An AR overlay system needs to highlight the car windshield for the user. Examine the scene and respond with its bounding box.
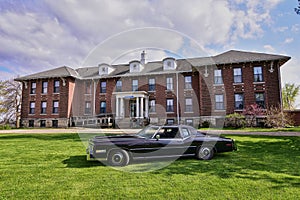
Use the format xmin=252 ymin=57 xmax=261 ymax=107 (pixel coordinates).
xmin=136 ymin=126 xmax=159 ymax=139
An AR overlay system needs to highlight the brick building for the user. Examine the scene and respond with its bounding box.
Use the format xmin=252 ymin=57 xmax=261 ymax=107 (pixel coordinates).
xmin=15 ymin=50 xmax=290 ymax=128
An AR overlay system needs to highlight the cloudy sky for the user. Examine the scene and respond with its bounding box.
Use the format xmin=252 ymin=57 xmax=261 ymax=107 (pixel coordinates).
xmin=1 ymin=0 xmax=300 ymax=104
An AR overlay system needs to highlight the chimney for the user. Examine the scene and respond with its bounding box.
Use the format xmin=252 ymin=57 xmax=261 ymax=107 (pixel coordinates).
xmin=141 ymin=50 xmax=146 ymax=65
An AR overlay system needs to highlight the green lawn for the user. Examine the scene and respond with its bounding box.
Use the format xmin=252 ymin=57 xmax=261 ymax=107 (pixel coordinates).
xmin=0 ymin=133 xmax=299 ymax=199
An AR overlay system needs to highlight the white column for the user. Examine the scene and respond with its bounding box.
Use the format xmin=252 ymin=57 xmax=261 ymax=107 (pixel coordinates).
xmin=136 ymin=97 xmax=140 ymax=118
xmin=140 ymin=97 xmax=144 ymax=118
xmin=145 ymin=97 xmax=149 ymax=118
xmin=116 ymin=97 xmax=119 ymax=118
xmin=120 ymin=98 xmax=124 ymax=118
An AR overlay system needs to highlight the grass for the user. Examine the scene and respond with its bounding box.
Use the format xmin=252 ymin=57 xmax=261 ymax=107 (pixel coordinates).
xmin=0 ymin=133 xmax=299 ymax=199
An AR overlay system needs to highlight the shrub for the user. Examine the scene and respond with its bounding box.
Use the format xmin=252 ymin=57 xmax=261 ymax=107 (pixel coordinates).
xmin=201 ymin=120 xmax=211 ymax=128
xmin=0 ymin=124 xmax=12 ymax=130
xmin=224 ymin=113 xmax=246 ymax=128
xmin=264 ymin=106 xmax=294 ymax=128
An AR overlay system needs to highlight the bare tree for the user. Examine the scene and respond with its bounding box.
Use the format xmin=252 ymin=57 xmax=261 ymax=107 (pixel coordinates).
xmin=0 ymin=80 xmax=22 ymax=127
xmin=295 ymin=0 xmax=300 ymax=15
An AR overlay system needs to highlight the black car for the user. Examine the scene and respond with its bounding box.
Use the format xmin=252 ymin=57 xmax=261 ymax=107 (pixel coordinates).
xmin=87 ymin=125 xmax=237 ymax=166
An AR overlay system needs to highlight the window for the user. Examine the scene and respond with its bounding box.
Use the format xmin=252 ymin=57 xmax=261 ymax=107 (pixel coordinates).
xmin=185 ymin=98 xmax=193 ymax=112
xmin=185 ymin=119 xmax=193 ymax=127
xmin=234 ymin=94 xmax=244 ymax=110
xmin=41 ymin=101 xmax=47 ymax=114
xmin=149 ymin=78 xmax=155 ymax=91
xmin=28 ymin=120 xmax=34 ymax=127
xmin=54 ymin=80 xmax=60 ymax=93
xmin=40 ymin=120 xmax=46 ymax=128
xmin=52 ymin=120 xmax=58 ymax=128
xmin=53 ymin=101 xmax=59 ymax=114
xmin=100 ymin=101 xmax=106 ymax=113
xmin=234 ymin=68 xmax=242 ymax=83
xmin=185 ymin=76 xmax=192 ymax=89
xmin=166 ymin=119 xmax=175 ymax=125
xmin=30 ymin=82 xmax=36 ymax=94
xmin=85 ymin=101 xmax=91 ymax=114
xmin=100 ymin=81 xmax=106 ymax=93
xmin=116 ymin=80 xmax=122 ymax=92
xmin=29 ymin=102 xmax=35 ymax=114
xmin=254 ymin=66 xmax=263 ymax=82
xmin=42 ymin=81 xmax=48 ymax=94
xmin=85 ymin=81 xmax=92 ymax=94
xmin=166 ymin=77 xmax=173 ymax=90
xmin=132 ymin=80 xmax=138 ymax=91
xmin=215 ymin=94 xmax=225 ymax=110
xmin=214 ymin=69 xmax=223 ymax=84
xmin=149 ymin=99 xmax=156 ymax=112
xmin=166 ymin=99 xmax=174 ymax=112
xmin=255 ymin=93 xmax=265 ymax=108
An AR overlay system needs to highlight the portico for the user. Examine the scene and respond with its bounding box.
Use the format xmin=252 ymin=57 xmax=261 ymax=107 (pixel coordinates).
xmin=113 ymin=91 xmax=149 ymax=119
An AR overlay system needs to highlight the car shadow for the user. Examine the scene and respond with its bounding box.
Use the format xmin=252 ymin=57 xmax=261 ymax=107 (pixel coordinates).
xmin=62 ymin=155 xmax=106 ymax=168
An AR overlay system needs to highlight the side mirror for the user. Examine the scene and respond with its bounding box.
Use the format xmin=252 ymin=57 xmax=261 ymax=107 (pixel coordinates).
xmin=155 ymin=134 xmax=160 ymax=141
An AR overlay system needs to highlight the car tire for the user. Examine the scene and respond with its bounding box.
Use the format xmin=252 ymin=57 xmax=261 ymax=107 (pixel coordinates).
xmin=196 ymin=146 xmax=214 ymax=160
xmin=108 ymin=149 xmax=130 ymax=167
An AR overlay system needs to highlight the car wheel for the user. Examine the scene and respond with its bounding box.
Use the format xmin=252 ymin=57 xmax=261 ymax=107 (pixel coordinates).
xmin=196 ymin=146 xmax=214 ymax=160
xmin=108 ymin=149 xmax=130 ymax=167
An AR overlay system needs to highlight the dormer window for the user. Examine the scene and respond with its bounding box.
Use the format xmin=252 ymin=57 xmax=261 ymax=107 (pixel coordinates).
xmin=163 ymin=58 xmax=177 ymax=70
xmin=129 ymin=61 xmax=143 ymax=73
xmin=98 ymin=63 xmax=114 ymax=76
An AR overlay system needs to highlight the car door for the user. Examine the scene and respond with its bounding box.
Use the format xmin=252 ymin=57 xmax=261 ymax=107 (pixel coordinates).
xmin=149 ymin=127 xmax=186 ymax=157
xmin=180 ymin=127 xmax=197 ymax=155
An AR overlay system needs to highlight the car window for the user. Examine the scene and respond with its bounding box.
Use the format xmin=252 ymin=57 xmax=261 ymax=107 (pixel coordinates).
xmin=181 ymin=128 xmax=190 ymax=138
xmin=157 ymin=127 xmax=180 ymax=139
xmin=136 ymin=126 xmax=159 ymax=139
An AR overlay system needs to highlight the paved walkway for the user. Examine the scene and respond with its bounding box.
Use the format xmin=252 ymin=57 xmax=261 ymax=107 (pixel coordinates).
xmin=203 ymin=129 xmax=300 ymax=137
xmin=0 ymin=128 xmax=140 ymax=134
xmin=0 ymin=128 xmax=299 ymax=136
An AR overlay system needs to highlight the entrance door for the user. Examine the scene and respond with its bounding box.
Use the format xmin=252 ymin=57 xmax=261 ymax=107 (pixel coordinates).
xmin=130 ymin=100 xmax=136 ymax=117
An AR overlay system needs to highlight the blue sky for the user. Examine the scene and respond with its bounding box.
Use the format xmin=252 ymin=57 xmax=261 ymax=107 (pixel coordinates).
xmin=0 ymin=0 xmax=300 ymax=105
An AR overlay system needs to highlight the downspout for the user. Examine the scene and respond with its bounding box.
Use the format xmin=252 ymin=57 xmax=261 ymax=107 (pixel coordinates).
xmin=93 ymin=78 xmax=96 ymax=116
xmin=176 ymin=72 xmax=180 ymax=124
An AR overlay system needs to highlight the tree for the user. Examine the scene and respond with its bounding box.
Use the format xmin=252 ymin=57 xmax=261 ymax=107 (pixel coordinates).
xmin=243 ymin=104 xmax=265 ymax=127
xmin=265 ymin=106 xmax=294 ymax=128
xmin=0 ymin=80 xmax=22 ymax=127
xmin=295 ymin=0 xmax=300 ymax=15
xmin=282 ymin=83 xmax=300 ymax=110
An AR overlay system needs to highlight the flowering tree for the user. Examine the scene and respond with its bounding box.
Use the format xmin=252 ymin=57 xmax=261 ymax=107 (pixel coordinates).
xmin=243 ymin=104 xmax=265 ymax=127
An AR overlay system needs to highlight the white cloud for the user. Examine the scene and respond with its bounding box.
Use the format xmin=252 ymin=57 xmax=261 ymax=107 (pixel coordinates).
xmin=276 ymin=26 xmax=289 ymax=32
xmin=0 ymin=0 xmax=284 ymax=79
xmin=284 ymin=38 xmax=294 ymax=44
xmin=292 ymin=24 xmax=300 ymax=32
xmin=263 ymin=45 xmax=275 ymax=52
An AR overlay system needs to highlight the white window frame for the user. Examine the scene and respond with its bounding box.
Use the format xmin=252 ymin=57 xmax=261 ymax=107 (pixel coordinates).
xmin=233 ymin=68 xmax=242 ymax=83
xmin=166 ymin=77 xmax=173 ymax=90
xmin=215 ymin=94 xmax=225 ymax=110
xmin=214 ymin=69 xmax=223 ymax=84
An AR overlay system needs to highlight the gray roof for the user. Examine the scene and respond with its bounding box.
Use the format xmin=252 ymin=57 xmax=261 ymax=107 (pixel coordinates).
xmin=212 ymin=50 xmax=290 ymax=64
xmin=15 ymin=66 xmax=79 ymax=81
xmin=15 ymin=50 xmax=291 ymax=81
